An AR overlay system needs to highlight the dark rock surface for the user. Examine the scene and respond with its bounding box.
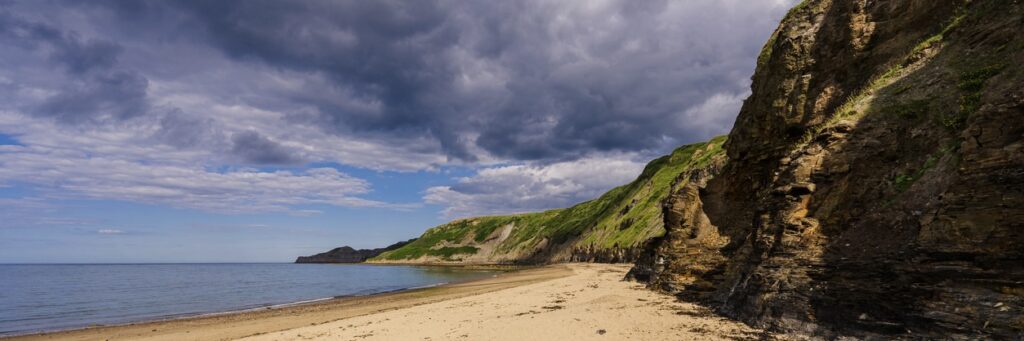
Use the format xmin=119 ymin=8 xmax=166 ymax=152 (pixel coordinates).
xmin=295 ymin=239 xmax=416 ymax=263
xmin=632 ymin=0 xmax=1023 ymax=339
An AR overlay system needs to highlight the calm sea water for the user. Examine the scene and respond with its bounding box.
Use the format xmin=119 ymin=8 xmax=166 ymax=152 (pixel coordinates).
xmin=0 ymin=263 xmax=499 ymax=336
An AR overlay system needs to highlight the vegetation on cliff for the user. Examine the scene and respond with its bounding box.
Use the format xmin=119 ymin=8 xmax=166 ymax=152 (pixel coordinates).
xmin=373 ymin=136 xmax=727 ymax=263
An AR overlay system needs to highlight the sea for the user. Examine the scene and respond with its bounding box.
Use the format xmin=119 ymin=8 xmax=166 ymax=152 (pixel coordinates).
xmin=0 ymin=263 xmax=500 ymax=336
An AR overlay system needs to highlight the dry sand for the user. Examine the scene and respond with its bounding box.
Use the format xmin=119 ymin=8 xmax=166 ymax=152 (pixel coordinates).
xmin=7 ymin=264 xmax=779 ymax=341
xmin=242 ymin=264 xmax=775 ymax=341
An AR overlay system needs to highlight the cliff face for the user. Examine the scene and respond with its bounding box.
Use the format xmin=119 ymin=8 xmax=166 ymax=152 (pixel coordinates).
xmin=373 ymin=137 xmax=727 ymax=264
xmin=632 ymin=0 xmax=1023 ymax=338
xmin=296 ymin=239 xmax=415 ymax=263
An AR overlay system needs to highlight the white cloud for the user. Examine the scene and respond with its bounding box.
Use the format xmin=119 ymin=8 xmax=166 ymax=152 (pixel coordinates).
xmin=96 ymin=229 xmax=124 ymax=235
xmin=0 ymin=111 xmax=406 ymax=213
xmin=425 ymin=153 xmax=646 ymax=218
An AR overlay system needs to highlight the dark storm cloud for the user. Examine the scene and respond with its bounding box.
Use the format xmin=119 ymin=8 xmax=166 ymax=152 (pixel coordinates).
xmin=0 ymin=10 xmax=121 ymax=75
xmin=86 ymin=0 xmax=792 ymax=162
xmin=47 ymin=37 xmax=122 ymax=75
xmin=230 ymin=131 xmax=303 ymax=165
xmin=35 ymin=71 xmax=149 ymax=123
xmin=169 ymin=0 xmax=474 ymax=158
xmin=0 ymin=9 xmax=149 ymax=124
xmin=151 ymin=109 xmax=224 ymax=149
xmin=2 ymin=0 xmax=795 ymax=165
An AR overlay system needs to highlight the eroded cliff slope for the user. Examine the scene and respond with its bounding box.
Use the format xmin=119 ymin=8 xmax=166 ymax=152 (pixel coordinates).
xmin=372 ymin=137 xmax=727 ymax=264
xmin=632 ymin=0 xmax=1023 ymax=338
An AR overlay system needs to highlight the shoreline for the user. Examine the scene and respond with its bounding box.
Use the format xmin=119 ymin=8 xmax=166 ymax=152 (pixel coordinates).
xmin=243 ymin=263 xmax=777 ymax=340
xmin=2 ymin=265 xmax=573 ymax=341
xmin=4 ymin=264 xmax=778 ymax=340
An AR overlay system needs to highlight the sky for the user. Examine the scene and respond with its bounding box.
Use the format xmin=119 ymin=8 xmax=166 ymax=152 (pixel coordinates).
xmin=0 ymin=0 xmax=796 ymax=263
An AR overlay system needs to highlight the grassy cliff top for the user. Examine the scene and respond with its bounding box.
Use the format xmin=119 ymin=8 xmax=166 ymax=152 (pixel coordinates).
xmin=375 ymin=135 xmax=727 ymax=262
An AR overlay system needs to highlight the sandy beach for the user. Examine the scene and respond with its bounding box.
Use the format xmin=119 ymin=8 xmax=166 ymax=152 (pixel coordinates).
xmin=7 ymin=264 xmax=776 ymax=341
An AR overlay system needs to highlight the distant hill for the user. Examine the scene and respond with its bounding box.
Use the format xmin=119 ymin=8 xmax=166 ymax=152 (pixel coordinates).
xmin=295 ymin=239 xmax=416 ymax=263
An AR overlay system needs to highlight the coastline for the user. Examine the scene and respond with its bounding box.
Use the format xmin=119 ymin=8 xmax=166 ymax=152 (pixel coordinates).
xmin=242 ymin=263 xmax=777 ymax=340
xmin=4 ymin=264 xmax=778 ymax=340
xmin=2 ymin=265 xmax=573 ymax=341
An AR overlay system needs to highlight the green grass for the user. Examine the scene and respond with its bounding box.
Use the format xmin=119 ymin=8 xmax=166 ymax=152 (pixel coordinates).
xmin=796 ymin=62 xmax=907 ymax=147
xmin=786 ymin=0 xmax=811 ymax=17
xmin=571 ymin=135 xmax=727 ymax=249
xmin=375 ymin=136 xmax=729 ymax=261
xmin=793 ymin=3 xmax=974 ymax=149
xmin=434 ymin=246 xmax=479 ymax=260
xmin=936 ymin=63 xmax=1003 ymax=130
xmin=472 ymin=217 xmax=514 ymax=242
xmin=757 ymin=30 xmax=781 ymax=68
xmin=909 ymin=10 xmax=966 ymax=58
xmin=376 ymin=219 xmax=495 ymax=260
xmin=490 ymin=137 xmax=727 ymax=253
xmin=881 ymin=99 xmax=930 ymax=120
xmin=891 ymin=147 xmax=947 ymax=192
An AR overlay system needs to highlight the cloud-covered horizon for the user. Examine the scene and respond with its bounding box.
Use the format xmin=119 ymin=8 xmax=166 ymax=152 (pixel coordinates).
xmin=0 ymin=0 xmax=795 ymax=218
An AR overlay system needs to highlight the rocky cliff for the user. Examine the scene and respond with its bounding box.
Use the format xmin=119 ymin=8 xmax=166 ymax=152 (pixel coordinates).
xmin=372 ymin=137 xmax=727 ymax=264
xmin=631 ymin=0 xmax=1023 ymax=338
xmin=296 ymin=239 xmax=415 ymax=263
